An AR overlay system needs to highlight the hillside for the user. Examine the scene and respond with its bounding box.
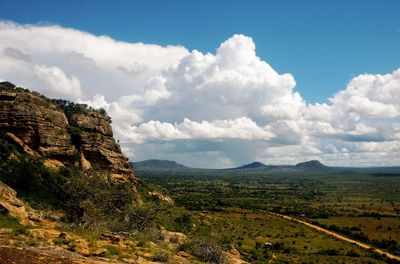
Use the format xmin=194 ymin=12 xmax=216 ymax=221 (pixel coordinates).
xmin=233 ymin=161 xmax=268 ymax=169
xmin=133 ymin=159 xmax=188 ymax=170
xmin=295 ymin=160 xmax=327 ymax=170
xmin=0 ymin=81 xmax=247 ymax=264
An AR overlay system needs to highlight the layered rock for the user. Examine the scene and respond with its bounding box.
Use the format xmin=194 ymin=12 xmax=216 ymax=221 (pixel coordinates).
xmin=0 ymin=181 xmax=41 ymax=225
xmin=0 ymin=81 xmax=135 ymax=184
xmin=68 ymin=112 xmax=133 ymax=179
xmin=0 ymin=84 xmax=75 ymax=164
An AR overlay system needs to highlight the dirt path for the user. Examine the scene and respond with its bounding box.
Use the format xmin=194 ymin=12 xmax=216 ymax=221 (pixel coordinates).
xmin=270 ymin=212 xmax=400 ymax=261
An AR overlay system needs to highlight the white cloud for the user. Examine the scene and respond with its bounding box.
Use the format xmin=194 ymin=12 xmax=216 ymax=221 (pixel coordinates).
xmin=155 ymin=34 xmax=297 ymax=123
xmin=330 ymin=69 xmax=400 ymax=118
xmin=34 ymin=64 xmax=83 ymax=99
xmin=121 ymin=117 xmax=274 ymax=144
xmin=0 ymin=21 xmax=188 ymax=101
xmin=1 ymin=21 xmax=399 ymax=167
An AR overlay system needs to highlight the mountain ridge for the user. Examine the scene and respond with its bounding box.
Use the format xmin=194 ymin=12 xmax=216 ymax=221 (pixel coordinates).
xmin=133 ymin=159 xmax=330 ymax=171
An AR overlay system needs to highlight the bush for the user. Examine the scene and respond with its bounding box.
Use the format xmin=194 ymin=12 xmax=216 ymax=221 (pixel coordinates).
xmin=105 ymin=245 xmax=122 ymax=257
xmin=152 ymin=253 xmax=169 ymax=262
xmin=346 ymin=249 xmax=360 ymax=257
xmin=0 ymin=154 xmax=71 ymax=209
xmin=174 ymin=214 xmax=192 ymax=232
xmin=179 ymin=239 xmax=228 ymax=264
xmin=63 ymin=171 xmax=137 ymax=230
xmin=318 ymin=248 xmax=340 ymax=256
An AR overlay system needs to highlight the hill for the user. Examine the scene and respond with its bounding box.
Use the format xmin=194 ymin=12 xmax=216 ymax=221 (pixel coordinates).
xmin=133 ymin=159 xmax=188 ymax=170
xmin=0 ymin=81 xmax=245 ymax=264
xmin=232 ymin=161 xmax=268 ymax=170
xmin=295 ymin=160 xmax=327 ymax=170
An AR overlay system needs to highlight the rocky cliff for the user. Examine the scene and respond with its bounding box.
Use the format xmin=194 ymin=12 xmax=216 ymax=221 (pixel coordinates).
xmin=0 ymin=81 xmax=135 ymax=184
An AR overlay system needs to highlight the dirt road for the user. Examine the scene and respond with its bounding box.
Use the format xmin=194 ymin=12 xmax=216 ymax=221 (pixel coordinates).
xmin=271 ymin=212 xmax=400 ymax=261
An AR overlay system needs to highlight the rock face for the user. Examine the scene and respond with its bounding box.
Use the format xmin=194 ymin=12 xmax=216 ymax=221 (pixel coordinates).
xmin=0 ymin=81 xmax=135 ymax=184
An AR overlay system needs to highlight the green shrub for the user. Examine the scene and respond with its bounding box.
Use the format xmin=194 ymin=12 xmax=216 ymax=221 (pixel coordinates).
xmin=318 ymin=248 xmax=340 ymax=256
xmin=0 ymin=153 xmax=72 ymax=209
xmin=53 ymin=237 xmax=69 ymax=245
xmin=346 ymin=249 xmax=360 ymax=257
xmin=105 ymin=245 xmax=122 ymax=257
xmin=0 ymin=214 xmax=25 ymax=231
xmin=64 ymin=172 xmax=134 ymax=229
xmin=152 ymin=253 xmax=169 ymax=262
xmin=179 ymin=239 xmax=228 ymax=264
xmin=174 ymin=214 xmax=192 ymax=232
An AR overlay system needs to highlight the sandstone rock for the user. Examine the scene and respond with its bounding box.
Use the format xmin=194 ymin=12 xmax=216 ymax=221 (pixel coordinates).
xmin=91 ymin=247 xmax=107 ymax=256
xmin=0 ymin=228 xmax=13 ymax=234
xmin=223 ymin=247 xmax=249 ymax=264
xmin=177 ymin=251 xmax=190 ymax=258
xmin=74 ymin=239 xmax=90 ymax=256
xmin=27 ymin=229 xmax=60 ymax=240
xmin=161 ymin=228 xmax=187 ymax=244
xmin=0 ymin=82 xmax=138 ymax=198
xmin=4 ymin=132 xmax=38 ymax=157
xmin=148 ymin=191 xmax=174 ymax=205
xmin=27 ymin=212 xmax=43 ymax=223
xmin=80 ymin=153 xmax=92 ymax=170
xmin=0 ymin=181 xmax=33 ymax=225
xmin=136 ymin=256 xmax=146 ymax=263
xmin=0 ymin=88 xmax=76 ymax=163
xmin=100 ymin=233 xmax=123 ymax=243
xmin=121 ymin=258 xmax=136 ymax=263
xmin=43 ymin=158 xmax=65 ymax=169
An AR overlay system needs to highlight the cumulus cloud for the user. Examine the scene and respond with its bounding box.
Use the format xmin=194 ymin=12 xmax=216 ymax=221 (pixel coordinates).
xmin=34 ymin=64 xmax=83 ymax=98
xmin=1 ymin=21 xmax=399 ymax=167
xmin=126 ymin=117 xmax=275 ymax=143
xmin=331 ymin=70 xmax=400 ymax=118
xmin=0 ymin=21 xmax=188 ymax=101
xmin=153 ymin=34 xmax=297 ymax=123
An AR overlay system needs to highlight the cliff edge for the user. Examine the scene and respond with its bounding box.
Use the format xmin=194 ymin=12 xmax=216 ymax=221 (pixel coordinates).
xmin=0 ymin=81 xmax=135 ymax=185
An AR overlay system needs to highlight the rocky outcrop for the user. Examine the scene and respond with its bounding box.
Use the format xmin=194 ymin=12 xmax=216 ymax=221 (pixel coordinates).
xmin=0 ymin=181 xmax=41 ymax=225
xmin=0 ymin=81 xmax=135 ymax=184
xmin=68 ymin=112 xmax=133 ymax=178
xmin=148 ymin=191 xmax=174 ymax=205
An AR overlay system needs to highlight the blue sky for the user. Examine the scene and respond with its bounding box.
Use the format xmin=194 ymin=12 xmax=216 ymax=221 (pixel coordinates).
xmin=0 ymin=1 xmax=400 ymax=167
xmin=2 ymin=0 xmax=399 ymax=103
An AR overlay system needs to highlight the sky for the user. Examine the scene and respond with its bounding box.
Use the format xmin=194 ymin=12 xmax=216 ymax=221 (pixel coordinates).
xmin=0 ymin=0 xmax=399 ymax=167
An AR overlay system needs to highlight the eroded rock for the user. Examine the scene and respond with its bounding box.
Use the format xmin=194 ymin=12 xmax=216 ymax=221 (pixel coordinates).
xmin=0 ymin=181 xmax=34 ymax=225
xmin=0 ymin=82 xmax=137 ymax=195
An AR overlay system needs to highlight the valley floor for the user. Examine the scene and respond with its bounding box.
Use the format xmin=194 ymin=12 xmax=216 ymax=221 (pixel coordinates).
xmin=271 ymin=212 xmax=400 ymax=261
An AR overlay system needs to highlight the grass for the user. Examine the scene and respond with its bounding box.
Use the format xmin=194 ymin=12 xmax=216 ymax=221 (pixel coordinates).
xmin=0 ymin=214 xmax=29 ymax=235
xmin=135 ymin=166 xmax=400 ymax=263
xmin=104 ymin=245 xmax=122 ymax=257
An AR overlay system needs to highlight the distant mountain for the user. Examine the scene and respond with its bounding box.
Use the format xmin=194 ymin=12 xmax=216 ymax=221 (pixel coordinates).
xmin=133 ymin=159 xmax=188 ymax=170
xmin=295 ymin=160 xmax=327 ymax=170
xmin=234 ymin=161 xmax=268 ymax=170
xmin=133 ymin=159 xmax=330 ymax=172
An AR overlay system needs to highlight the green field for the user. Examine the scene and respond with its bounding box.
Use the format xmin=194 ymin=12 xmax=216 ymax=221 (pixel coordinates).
xmin=135 ymin=162 xmax=400 ymax=263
